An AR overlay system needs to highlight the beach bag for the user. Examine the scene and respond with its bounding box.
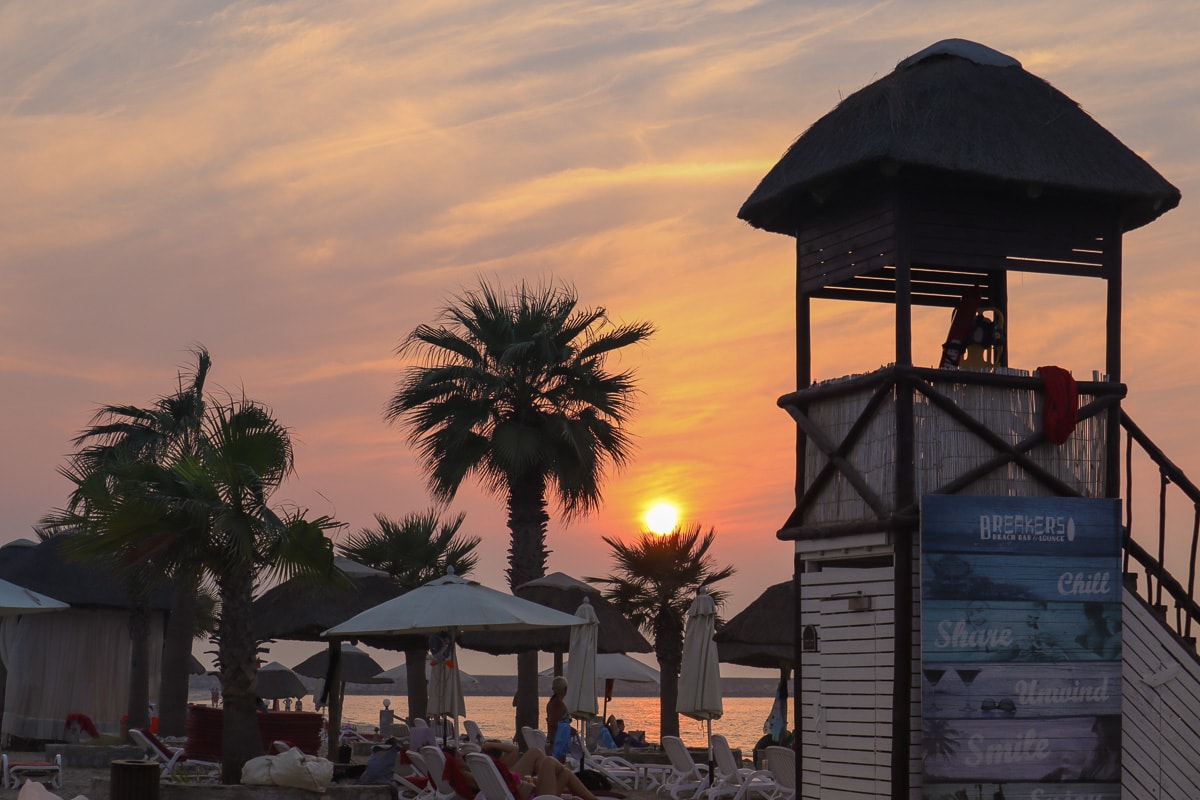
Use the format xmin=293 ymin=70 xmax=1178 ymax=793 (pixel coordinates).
xmin=576 ymin=768 xmax=613 ymax=791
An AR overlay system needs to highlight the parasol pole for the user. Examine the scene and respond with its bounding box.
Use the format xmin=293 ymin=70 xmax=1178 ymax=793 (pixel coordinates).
xmin=706 ymin=717 xmax=714 ymax=789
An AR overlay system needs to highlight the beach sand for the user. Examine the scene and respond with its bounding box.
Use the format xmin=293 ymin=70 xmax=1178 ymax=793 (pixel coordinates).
xmin=0 ymin=752 xmax=666 ymax=800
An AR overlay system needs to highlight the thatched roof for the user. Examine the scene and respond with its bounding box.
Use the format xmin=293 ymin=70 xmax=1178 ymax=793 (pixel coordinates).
xmin=457 ymin=572 xmax=652 ymax=655
xmin=252 ymin=557 xmax=406 ymax=643
xmin=0 ymin=537 xmax=172 ymax=611
xmin=714 ymin=581 xmax=793 ymax=669
xmin=739 ymin=39 xmax=1180 ymax=235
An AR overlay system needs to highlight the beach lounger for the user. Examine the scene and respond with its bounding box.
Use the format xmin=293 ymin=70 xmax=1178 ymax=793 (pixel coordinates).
xmin=463 ymin=719 xmax=486 ymax=747
xmin=702 ymin=735 xmax=775 ymax=800
xmin=520 ymin=726 xmax=547 ymax=753
xmin=761 ymin=747 xmax=795 ymax=800
xmin=464 ymin=751 xmax=561 ymax=800
xmin=659 ymin=735 xmax=708 ymax=800
xmin=392 ymin=748 xmax=433 ymax=800
xmin=2 ymin=753 xmax=62 ymax=789
xmin=130 ymin=727 xmax=220 ymax=783
xmin=419 ymin=745 xmax=464 ymax=800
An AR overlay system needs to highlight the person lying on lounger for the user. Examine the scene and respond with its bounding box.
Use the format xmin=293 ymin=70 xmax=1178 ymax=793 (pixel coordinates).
xmin=448 ymin=740 xmax=600 ymax=800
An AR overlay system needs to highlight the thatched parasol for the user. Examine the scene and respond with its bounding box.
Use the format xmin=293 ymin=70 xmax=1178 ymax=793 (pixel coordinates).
xmin=714 ymin=581 xmax=793 ymax=669
xmin=739 ymin=38 xmax=1181 ymax=236
xmin=293 ymin=643 xmax=390 ymax=685
xmin=0 ymin=537 xmax=172 ymax=610
xmin=257 ymin=662 xmax=310 ymax=700
xmin=253 ymin=557 xmax=406 ymax=644
xmin=251 ymin=557 xmax=414 ymax=755
xmin=457 ymin=572 xmax=651 ymax=656
xmin=715 ymin=581 xmax=794 ymax=744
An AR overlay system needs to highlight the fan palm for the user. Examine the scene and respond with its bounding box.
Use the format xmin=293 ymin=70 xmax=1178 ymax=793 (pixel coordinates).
xmin=338 ymin=508 xmax=481 ymax=721
xmin=386 ymin=278 xmax=653 ymax=731
xmin=169 ymin=398 xmax=338 ymax=782
xmin=39 ymin=347 xmax=212 ymax=735
xmin=587 ymin=524 xmax=735 ymax=737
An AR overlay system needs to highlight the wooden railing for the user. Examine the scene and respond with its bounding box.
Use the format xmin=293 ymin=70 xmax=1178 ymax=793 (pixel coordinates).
xmin=1121 ymin=412 xmax=1200 ymax=649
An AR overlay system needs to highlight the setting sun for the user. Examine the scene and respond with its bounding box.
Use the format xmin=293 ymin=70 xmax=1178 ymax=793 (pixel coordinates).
xmin=643 ymin=502 xmax=679 ymax=535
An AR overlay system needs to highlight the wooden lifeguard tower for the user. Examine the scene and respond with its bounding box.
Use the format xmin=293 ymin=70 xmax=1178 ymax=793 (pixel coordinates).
xmin=738 ymin=40 xmax=1199 ymax=799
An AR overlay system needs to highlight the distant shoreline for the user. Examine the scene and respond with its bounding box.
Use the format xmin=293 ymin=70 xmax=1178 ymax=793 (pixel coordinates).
xmin=192 ymin=674 xmax=783 ymax=699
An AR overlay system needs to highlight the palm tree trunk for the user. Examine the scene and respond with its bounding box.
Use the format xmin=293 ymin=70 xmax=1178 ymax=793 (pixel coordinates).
xmin=326 ymin=643 xmax=344 ymax=758
xmin=158 ymin=572 xmax=199 ymax=736
xmin=659 ymin=666 xmax=681 ymax=738
xmin=126 ymin=593 xmax=152 ymax=735
xmin=506 ymin=474 xmax=549 ymax=738
xmin=218 ymin=561 xmax=263 ymax=784
xmin=655 ymin=614 xmax=684 ymax=738
xmin=404 ymin=646 xmax=428 ymax=722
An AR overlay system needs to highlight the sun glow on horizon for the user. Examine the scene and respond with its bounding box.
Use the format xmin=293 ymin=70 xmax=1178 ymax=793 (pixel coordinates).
xmin=643 ymin=502 xmax=680 ymax=535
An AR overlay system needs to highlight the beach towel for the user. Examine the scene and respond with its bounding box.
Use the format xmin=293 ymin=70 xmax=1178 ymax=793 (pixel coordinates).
xmin=16 ymin=781 xmax=86 ymax=800
xmin=1038 ymin=365 xmax=1078 ymax=445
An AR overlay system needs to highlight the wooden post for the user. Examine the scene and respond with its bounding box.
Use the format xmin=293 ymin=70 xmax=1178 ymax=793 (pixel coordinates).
xmin=892 ymin=194 xmax=914 ymax=800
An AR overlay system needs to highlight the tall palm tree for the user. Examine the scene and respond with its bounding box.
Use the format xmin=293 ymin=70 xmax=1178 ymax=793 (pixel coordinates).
xmin=587 ymin=524 xmax=735 ymax=737
xmin=386 ymin=278 xmax=653 ymax=732
xmin=338 ymin=508 xmax=481 ymax=721
xmin=39 ymin=348 xmax=212 ymax=735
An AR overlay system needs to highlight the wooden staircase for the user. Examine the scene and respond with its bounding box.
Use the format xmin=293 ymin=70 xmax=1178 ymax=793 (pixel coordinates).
xmin=1118 ymin=411 xmax=1200 ymax=797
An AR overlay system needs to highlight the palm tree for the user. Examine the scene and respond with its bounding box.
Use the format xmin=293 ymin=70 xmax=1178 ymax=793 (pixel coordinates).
xmin=39 ymin=348 xmax=212 ymax=735
xmin=386 ymin=278 xmax=653 ymax=731
xmin=338 ymin=508 xmax=481 ymax=721
xmin=587 ymin=524 xmax=735 ymax=737
xmin=169 ymin=398 xmax=339 ymax=782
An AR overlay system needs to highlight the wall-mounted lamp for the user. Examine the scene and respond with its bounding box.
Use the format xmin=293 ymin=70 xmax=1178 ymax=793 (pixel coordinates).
xmin=832 ymin=590 xmax=872 ymax=612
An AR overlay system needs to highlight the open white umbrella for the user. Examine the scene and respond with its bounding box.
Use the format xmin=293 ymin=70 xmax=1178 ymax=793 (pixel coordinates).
xmin=678 ymin=588 xmax=723 ymax=781
xmin=0 ymin=577 xmax=68 ymax=616
xmin=324 ymin=568 xmax=584 ymax=745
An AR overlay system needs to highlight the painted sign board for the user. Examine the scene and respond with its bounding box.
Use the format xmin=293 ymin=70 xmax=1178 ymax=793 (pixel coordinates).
xmin=920 ymin=495 xmax=1122 ymax=798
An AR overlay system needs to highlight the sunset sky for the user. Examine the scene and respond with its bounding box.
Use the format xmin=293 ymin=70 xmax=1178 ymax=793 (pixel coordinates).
xmin=3 ymin=2 xmax=1198 ymax=676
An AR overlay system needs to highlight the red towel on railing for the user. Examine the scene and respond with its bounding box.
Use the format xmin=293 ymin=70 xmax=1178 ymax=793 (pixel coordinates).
xmin=1038 ymin=365 xmax=1078 ymax=445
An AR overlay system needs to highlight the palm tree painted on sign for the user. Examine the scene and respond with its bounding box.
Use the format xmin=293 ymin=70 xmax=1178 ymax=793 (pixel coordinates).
xmin=587 ymin=525 xmax=734 ymax=737
xmin=338 ymin=508 xmax=481 ymax=721
xmin=386 ymin=278 xmax=653 ymax=732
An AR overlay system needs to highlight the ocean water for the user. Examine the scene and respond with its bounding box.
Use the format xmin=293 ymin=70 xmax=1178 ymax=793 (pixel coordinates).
xmin=338 ymin=694 xmax=774 ymax=757
xmin=195 ymin=691 xmax=776 ymax=757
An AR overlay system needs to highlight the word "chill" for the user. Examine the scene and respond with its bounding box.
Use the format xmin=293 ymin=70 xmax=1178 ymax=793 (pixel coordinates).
xmin=1058 ymin=571 xmax=1111 ymax=596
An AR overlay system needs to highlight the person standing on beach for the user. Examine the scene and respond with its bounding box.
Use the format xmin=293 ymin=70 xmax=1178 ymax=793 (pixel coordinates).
xmin=546 ymin=675 xmax=571 ymax=758
xmin=546 ymin=676 xmax=568 ymax=733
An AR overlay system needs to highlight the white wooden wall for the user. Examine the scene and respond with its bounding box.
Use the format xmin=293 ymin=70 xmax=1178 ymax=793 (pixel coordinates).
xmin=798 ymin=561 xmax=1200 ymax=799
xmin=799 ymin=564 xmax=898 ymax=799
xmin=1122 ymin=590 xmax=1200 ymax=799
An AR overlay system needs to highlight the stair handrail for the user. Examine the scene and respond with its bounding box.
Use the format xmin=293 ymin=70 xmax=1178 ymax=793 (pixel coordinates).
xmin=1120 ymin=410 xmax=1200 ymax=643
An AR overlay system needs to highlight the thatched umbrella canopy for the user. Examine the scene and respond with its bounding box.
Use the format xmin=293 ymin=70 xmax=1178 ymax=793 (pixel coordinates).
xmin=0 ymin=537 xmax=172 ymax=610
xmin=253 ymin=557 xmax=406 ymax=644
xmin=251 ymin=557 xmax=417 ymax=754
xmin=293 ymin=643 xmax=391 ymax=685
xmin=457 ymin=572 xmax=651 ymax=658
xmin=739 ymin=39 xmax=1181 ymax=236
xmin=714 ymin=581 xmax=793 ymax=669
